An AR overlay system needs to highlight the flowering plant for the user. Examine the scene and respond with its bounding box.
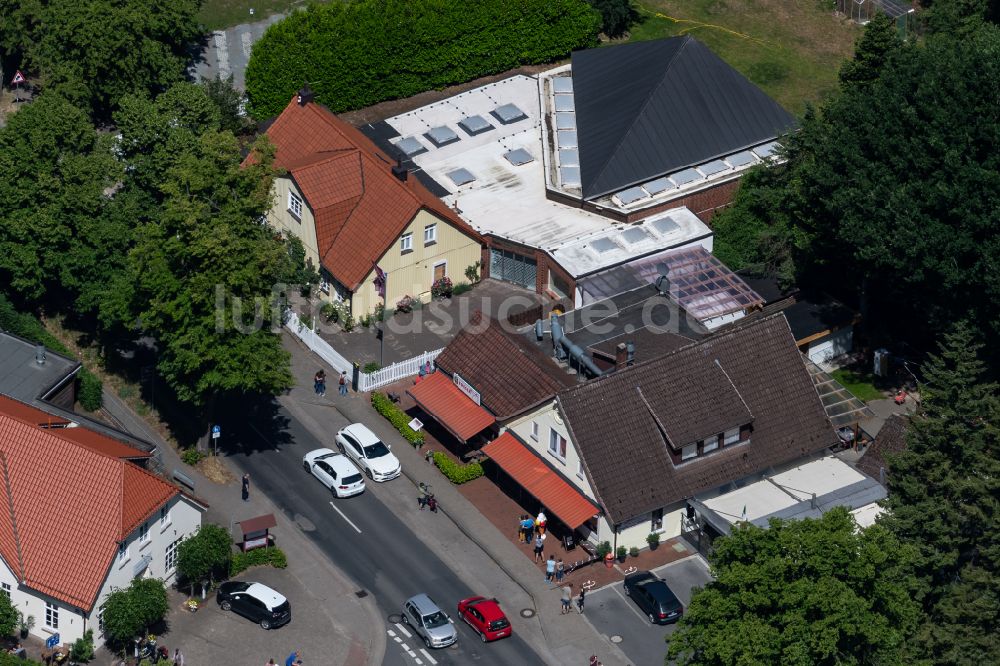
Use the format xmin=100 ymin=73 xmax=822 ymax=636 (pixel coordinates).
xmin=396 ymin=295 xmax=415 ymax=313
xmin=431 ymin=277 xmax=453 ymax=299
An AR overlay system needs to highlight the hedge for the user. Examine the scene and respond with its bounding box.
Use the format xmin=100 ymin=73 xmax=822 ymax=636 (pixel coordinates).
xmin=246 ymin=0 xmax=601 ymax=118
xmin=433 ymin=451 xmax=483 ymax=485
xmin=230 ymin=547 xmax=288 ymax=577
xmin=371 ymin=392 xmax=424 ymax=446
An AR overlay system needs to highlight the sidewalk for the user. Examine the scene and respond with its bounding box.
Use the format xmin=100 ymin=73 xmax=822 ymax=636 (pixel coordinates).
xmin=98 ymin=387 xmax=385 ymax=666
xmin=280 ymin=333 xmax=633 ymax=666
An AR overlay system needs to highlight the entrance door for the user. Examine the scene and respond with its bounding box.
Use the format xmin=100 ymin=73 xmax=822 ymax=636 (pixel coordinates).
xmin=433 ymin=262 xmax=446 ymax=282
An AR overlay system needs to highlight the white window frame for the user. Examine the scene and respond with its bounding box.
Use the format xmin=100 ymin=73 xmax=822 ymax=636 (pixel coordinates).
xmin=681 ymin=443 xmax=698 ymax=461
xmin=724 ymin=427 xmax=740 ymax=445
xmin=98 ymin=603 xmax=106 ymax=634
xmin=548 ymin=429 xmax=567 ymax=461
xmin=117 ymin=542 xmax=129 ymax=565
xmin=45 ymin=602 xmax=59 ymax=630
xmin=160 ymin=505 xmax=171 ymax=530
xmin=530 ymin=422 xmax=539 ymax=441
xmin=287 ymin=191 xmax=303 ymax=220
xmin=1 ymin=582 xmax=10 ymax=598
xmin=424 ymin=223 xmax=437 ymax=245
xmin=400 ymin=233 xmax=413 ymax=252
xmin=576 ymin=459 xmax=584 ymax=479
xmin=703 ymin=436 xmax=719 ymax=453
xmin=139 ymin=522 xmax=149 ymax=543
xmin=165 ymin=537 xmax=182 ymax=572
xmin=651 ymin=508 xmax=664 ymax=531
xmin=319 ymin=274 xmax=331 ymax=294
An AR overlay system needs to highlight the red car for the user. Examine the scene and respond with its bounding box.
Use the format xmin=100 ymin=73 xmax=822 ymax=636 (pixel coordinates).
xmin=457 ymin=596 xmax=512 ymax=642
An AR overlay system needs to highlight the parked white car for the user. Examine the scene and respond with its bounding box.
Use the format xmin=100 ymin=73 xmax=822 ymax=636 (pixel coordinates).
xmin=302 ymin=448 xmax=365 ymax=497
xmin=336 ymin=423 xmax=401 ymax=482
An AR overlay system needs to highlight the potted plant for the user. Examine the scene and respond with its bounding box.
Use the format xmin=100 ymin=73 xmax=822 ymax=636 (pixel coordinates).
xmin=18 ymin=612 xmax=34 ymax=639
xmin=646 ymin=532 xmax=660 ymax=550
xmin=395 ymin=295 xmax=414 ymax=314
xmin=595 ymin=541 xmax=612 ymax=559
xmin=629 ymin=546 xmax=640 ymax=558
xmin=431 ymin=276 xmax=453 ymax=299
xmin=616 ymin=545 xmax=628 ymax=562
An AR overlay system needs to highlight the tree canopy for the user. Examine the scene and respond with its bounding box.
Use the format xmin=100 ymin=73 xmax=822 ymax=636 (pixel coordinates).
xmin=0 ymin=592 xmax=18 ymax=638
xmin=176 ymin=523 xmax=233 ymax=591
xmin=245 ymin=0 xmax=601 ymax=118
xmin=101 ymin=577 xmax=169 ymax=645
xmin=667 ymin=508 xmax=921 ymax=666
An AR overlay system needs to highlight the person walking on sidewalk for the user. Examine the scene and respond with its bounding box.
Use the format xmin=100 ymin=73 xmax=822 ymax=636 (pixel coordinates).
xmin=556 ymin=558 xmax=565 ymax=583
xmin=173 ymin=649 xmax=184 ymax=666
xmin=533 ymin=533 xmax=544 ymax=562
xmin=315 ymin=370 xmax=326 ymax=397
xmin=576 ymin=587 xmax=586 ymax=613
xmin=545 ymin=555 xmax=556 ymax=582
xmin=241 ymin=473 xmax=250 ymax=502
xmin=560 ymin=583 xmax=573 ymax=614
xmin=338 ymin=371 xmax=348 ymax=396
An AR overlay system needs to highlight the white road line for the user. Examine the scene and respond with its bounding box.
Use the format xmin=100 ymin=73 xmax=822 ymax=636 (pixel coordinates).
xmin=394 ymin=636 xmax=402 ymax=643
xmin=395 ymin=622 xmax=412 ymax=638
xmin=419 ymin=648 xmax=437 ymax=665
xmin=414 ymin=659 xmax=423 ymax=665
xmin=613 ymin=586 xmax=649 ymax=623
xmin=212 ymin=31 xmax=230 ymax=79
xmin=386 ymin=629 xmax=396 ymax=637
xmin=329 ymin=501 xmax=362 ymax=533
xmin=240 ymin=31 xmax=253 ymax=58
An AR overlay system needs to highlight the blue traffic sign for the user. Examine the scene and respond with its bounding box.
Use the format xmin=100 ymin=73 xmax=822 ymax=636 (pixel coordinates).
xmin=45 ymin=633 xmax=59 ymax=649
xmin=212 ymin=425 xmax=221 ymax=434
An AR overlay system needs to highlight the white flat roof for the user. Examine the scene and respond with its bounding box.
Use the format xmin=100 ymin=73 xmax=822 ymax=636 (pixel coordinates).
xmin=382 ymin=75 xmax=713 ymax=278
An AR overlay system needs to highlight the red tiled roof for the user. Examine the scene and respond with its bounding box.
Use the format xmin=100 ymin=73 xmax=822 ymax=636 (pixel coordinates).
xmin=257 ymin=97 xmax=483 ymax=290
xmin=407 ymin=372 xmax=495 ymax=442
xmin=0 ymin=399 xmax=180 ymax=610
xmin=482 ymin=432 xmax=599 ymax=529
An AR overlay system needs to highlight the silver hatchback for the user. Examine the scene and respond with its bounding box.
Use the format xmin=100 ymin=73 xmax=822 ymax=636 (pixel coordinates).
xmin=403 ymin=594 xmax=457 ymax=648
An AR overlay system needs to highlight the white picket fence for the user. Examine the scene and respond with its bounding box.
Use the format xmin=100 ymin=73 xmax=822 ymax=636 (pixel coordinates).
xmin=284 ymin=311 xmax=352 ymax=374
xmin=358 ymin=348 xmax=444 ymax=392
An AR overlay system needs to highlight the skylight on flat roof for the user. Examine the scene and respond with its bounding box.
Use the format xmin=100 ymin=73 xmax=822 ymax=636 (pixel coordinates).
xmin=590 ymin=237 xmax=621 ymax=254
xmin=651 ymin=216 xmax=680 ymax=235
xmin=725 ymin=151 xmax=756 ymax=168
xmin=424 ymin=125 xmax=460 ymax=147
xmin=560 ymin=166 xmax=581 ymax=187
xmin=558 ymin=149 xmax=579 ymax=167
xmin=621 ymin=227 xmax=652 ymax=245
xmin=458 ymin=115 xmax=493 ymax=136
xmin=446 ymin=168 xmax=476 ymax=186
xmin=642 ymin=177 xmax=672 ymax=195
xmin=553 ymin=77 xmax=574 ymax=94
xmin=698 ymin=160 xmax=730 ymax=176
xmin=492 ymin=103 xmax=527 ymax=125
xmin=504 ymin=148 xmax=534 ymax=166
xmin=753 ymin=141 xmax=780 ymax=159
xmin=670 ymin=168 xmax=702 ymax=186
xmin=557 ymin=130 xmax=578 ymax=149
xmin=554 ymin=95 xmax=575 ymax=112
xmin=396 ymin=136 xmax=427 ymax=157
xmin=615 ymin=187 xmax=648 ymax=206
xmin=555 ymin=112 xmax=575 ymax=130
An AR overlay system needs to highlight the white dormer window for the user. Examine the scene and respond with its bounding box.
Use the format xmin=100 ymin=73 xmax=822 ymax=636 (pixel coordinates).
xmin=724 ymin=428 xmax=740 ymax=445
xmin=288 ymin=192 xmax=303 ymax=220
xmin=703 ymin=436 xmax=719 ymax=453
xmin=681 ymin=444 xmax=697 ymax=460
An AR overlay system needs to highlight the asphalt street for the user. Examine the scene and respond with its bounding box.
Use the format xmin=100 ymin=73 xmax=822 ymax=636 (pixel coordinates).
xmin=224 ymin=398 xmax=545 ymax=666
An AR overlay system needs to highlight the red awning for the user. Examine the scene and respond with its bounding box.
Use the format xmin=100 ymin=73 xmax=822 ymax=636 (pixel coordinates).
xmin=407 ymin=372 xmax=495 ymax=442
xmin=482 ymin=432 xmax=599 ymax=530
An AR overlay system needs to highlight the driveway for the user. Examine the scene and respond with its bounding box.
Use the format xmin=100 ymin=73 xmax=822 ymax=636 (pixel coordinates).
xmin=163 ymin=565 xmax=341 ymax=666
xmin=192 ymin=13 xmax=284 ymax=89
xmin=582 ymin=556 xmax=712 ymax=666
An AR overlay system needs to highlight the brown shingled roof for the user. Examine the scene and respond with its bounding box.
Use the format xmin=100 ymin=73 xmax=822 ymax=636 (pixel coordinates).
xmin=434 ymin=313 xmax=575 ymax=420
xmin=558 ymin=313 xmax=837 ymax=525
xmin=856 ymin=414 xmax=909 ymax=484
xmin=257 ymin=97 xmax=483 ymax=291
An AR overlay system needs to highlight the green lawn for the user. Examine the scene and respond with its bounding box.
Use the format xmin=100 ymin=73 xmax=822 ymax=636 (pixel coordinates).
xmin=629 ymin=0 xmax=860 ymax=114
xmin=197 ymin=0 xmax=330 ymax=31
xmin=831 ymin=368 xmax=884 ymax=402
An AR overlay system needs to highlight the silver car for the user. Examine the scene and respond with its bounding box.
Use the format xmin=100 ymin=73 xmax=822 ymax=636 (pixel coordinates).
xmin=402 ymin=594 xmax=457 ymax=649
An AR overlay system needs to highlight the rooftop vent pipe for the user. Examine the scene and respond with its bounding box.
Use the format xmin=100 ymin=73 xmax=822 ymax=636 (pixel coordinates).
xmin=391 ymin=157 xmax=408 ymax=182
xmin=550 ymin=313 xmax=603 ymax=377
xmin=534 ymin=319 xmax=544 ymax=341
xmin=34 ymin=345 xmax=45 ymax=365
xmin=626 ymin=341 xmax=635 ymax=366
xmin=296 ymin=85 xmax=314 ymax=106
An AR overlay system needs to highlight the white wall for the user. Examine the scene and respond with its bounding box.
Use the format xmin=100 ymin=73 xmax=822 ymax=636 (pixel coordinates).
xmin=0 ymin=494 xmax=202 ymax=648
xmin=503 ymin=402 xmax=596 ymax=500
xmin=597 ymin=501 xmax=688 ymax=552
xmin=807 ymin=327 xmax=854 ymax=364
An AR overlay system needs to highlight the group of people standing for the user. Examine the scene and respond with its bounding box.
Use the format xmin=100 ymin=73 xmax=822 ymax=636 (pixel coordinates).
xmin=313 ymin=370 xmax=349 ymax=397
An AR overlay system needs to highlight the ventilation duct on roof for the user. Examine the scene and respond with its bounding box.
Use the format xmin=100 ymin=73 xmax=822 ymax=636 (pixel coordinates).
xmin=549 ymin=313 xmax=603 ymax=378
xmin=35 ymin=345 xmax=45 ymax=365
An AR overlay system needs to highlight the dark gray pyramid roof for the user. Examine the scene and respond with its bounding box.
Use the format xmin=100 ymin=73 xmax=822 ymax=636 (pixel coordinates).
xmin=571 ymin=36 xmax=797 ymax=200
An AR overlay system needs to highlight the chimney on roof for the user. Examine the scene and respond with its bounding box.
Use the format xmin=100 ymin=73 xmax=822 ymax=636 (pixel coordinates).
xmin=296 ymin=85 xmax=314 ymax=106
xmin=34 ymin=344 xmax=46 ymax=365
xmin=615 ymin=343 xmax=627 ymax=369
xmin=391 ymin=157 xmax=408 ymax=182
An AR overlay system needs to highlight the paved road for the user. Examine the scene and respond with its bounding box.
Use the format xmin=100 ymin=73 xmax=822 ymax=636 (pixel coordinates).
xmin=224 ymin=398 xmax=545 ymax=666
xmin=583 ymin=557 xmax=712 ymax=665
xmin=192 ymin=13 xmax=284 ymax=89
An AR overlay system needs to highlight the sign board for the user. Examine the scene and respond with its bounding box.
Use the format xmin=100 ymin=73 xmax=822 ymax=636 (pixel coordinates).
xmin=11 ymin=70 xmax=25 ymax=85
xmin=452 ymin=373 xmax=481 ymax=406
xmin=211 ymin=425 xmax=221 ymax=439
xmin=407 ymin=417 xmax=424 ymax=432
xmin=243 ymin=534 xmax=269 ymax=551
xmin=45 ymin=633 xmax=60 ymax=649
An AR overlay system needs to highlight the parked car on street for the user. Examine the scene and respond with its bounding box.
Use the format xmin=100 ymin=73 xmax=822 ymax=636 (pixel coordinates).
xmin=336 ymin=423 xmax=401 ymax=482
xmin=623 ymin=571 xmax=683 ymax=624
xmin=402 ymin=593 xmax=457 ymax=648
xmin=216 ymin=581 xmax=291 ymax=629
xmin=302 ymin=448 xmax=365 ymax=497
xmin=457 ymin=596 xmax=512 ymax=642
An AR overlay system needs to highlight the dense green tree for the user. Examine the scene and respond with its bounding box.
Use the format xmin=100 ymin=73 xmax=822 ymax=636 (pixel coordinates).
xmin=667 ymin=508 xmax=921 ymax=666
xmin=1 ymin=0 xmax=202 ymax=119
xmin=881 ymin=322 xmax=1000 ymax=663
xmin=838 ymin=12 xmax=902 ymax=90
xmin=0 ymin=94 xmax=120 ymax=306
xmin=101 ymin=578 xmax=169 ymax=646
xmin=245 ymin=0 xmax=600 ymax=118
xmin=0 ymin=591 xmax=18 ymax=638
xmin=922 ymin=0 xmax=1000 ymax=35
xmin=176 ymin=524 xmax=233 ymax=597
xmin=200 ymin=75 xmax=252 ymax=136
xmin=586 ymin=0 xmax=639 ymax=37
